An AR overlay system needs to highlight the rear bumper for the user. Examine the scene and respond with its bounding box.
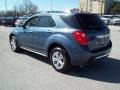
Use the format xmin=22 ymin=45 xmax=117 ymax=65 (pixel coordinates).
xmin=70 ymin=41 xmax=112 ymax=65
xmin=95 ymin=53 xmax=109 ymax=60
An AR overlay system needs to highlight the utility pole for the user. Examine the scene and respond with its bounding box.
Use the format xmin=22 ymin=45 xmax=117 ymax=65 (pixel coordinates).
xmin=101 ymin=0 xmax=103 ymax=16
xmin=51 ymin=0 xmax=53 ymax=10
xmin=99 ymin=0 xmax=104 ymax=16
xmin=5 ymin=0 xmax=8 ymax=13
xmin=86 ymin=0 xmax=88 ymax=12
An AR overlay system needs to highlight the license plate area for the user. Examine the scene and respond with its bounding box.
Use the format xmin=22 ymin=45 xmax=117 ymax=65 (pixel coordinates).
xmin=96 ymin=34 xmax=109 ymax=45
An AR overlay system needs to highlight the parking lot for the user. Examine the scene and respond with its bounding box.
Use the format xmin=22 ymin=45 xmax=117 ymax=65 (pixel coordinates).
xmin=0 ymin=26 xmax=120 ymax=90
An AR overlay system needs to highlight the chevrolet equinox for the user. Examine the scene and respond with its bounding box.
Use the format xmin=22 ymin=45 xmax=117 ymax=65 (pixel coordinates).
xmin=9 ymin=13 xmax=112 ymax=72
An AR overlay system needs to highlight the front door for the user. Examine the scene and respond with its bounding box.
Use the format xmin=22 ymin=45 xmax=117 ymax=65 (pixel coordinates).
xmin=18 ymin=16 xmax=39 ymax=49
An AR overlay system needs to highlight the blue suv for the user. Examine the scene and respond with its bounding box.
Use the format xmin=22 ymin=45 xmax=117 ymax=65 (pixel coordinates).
xmin=9 ymin=13 xmax=112 ymax=72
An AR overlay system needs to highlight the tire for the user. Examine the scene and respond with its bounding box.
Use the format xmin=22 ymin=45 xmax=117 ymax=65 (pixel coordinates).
xmin=107 ymin=20 xmax=110 ymax=25
xmin=10 ymin=36 xmax=20 ymax=52
xmin=114 ymin=23 xmax=117 ymax=26
xmin=50 ymin=47 xmax=71 ymax=73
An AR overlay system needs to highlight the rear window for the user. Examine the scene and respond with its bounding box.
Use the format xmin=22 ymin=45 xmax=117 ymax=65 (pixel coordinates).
xmin=4 ymin=17 xmax=15 ymax=21
xmin=60 ymin=14 xmax=107 ymax=30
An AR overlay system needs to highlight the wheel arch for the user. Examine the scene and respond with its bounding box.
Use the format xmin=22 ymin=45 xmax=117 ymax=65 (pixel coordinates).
xmin=48 ymin=43 xmax=66 ymax=57
xmin=9 ymin=33 xmax=15 ymax=40
xmin=47 ymin=43 xmax=71 ymax=64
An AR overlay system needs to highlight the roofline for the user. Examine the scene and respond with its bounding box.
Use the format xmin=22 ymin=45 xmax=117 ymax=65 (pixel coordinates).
xmin=31 ymin=12 xmax=98 ymax=17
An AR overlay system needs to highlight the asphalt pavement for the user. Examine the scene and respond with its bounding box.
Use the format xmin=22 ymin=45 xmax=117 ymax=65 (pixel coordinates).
xmin=0 ymin=26 xmax=120 ymax=90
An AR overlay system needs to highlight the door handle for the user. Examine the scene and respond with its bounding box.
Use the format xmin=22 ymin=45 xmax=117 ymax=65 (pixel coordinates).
xmin=28 ymin=30 xmax=32 ymax=33
xmin=47 ymin=30 xmax=52 ymax=33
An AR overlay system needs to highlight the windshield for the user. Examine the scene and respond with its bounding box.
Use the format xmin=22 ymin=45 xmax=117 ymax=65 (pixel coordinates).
xmin=102 ymin=16 xmax=110 ymax=18
xmin=18 ymin=17 xmax=28 ymax=20
xmin=114 ymin=16 xmax=120 ymax=18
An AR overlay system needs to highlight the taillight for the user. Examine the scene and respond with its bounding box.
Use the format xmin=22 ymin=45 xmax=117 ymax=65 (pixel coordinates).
xmin=72 ymin=31 xmax=88 ymax=45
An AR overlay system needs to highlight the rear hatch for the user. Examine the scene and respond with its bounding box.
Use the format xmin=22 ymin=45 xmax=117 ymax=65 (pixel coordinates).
xmin=60 ymin=13 xmax=110 ymax=51
xmin=75 ymin=14 xmax=110 ymax=51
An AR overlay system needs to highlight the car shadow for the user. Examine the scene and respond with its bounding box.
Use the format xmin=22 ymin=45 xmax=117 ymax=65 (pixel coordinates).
xmin=19 ymin=49 xmax=51 ymax=65
xmin=67 ymin=57 xmax=120 ymax=83
xmin=19 ymin=50 xmax=120 ymax=83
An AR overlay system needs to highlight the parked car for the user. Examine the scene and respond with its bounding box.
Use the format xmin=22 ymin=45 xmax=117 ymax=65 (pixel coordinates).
xmin=112 ymin=15 xmax=120 ymax=25
xmin=46 ymin=10 xmax=66 ymax=13
xmin=101 ymin=15 xmax=113 ymax=25
xmin=2 ymin=17 xmax=16 ymax=27
xmin=15 ymin=16 xmax=29 ymax=27
xmin=0 ymin=19 xmax=2 ymax=25
xmin=0 ymin=17 xmax=3 ymax=25
xmin=9 ymin=13 xmax=112 ymax=73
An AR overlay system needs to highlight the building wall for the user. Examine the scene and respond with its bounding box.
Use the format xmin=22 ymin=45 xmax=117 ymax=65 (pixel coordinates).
xmin=80 ymin=0 xmax=87 ymax=12
xmin=80 ymin=0 xmax=113 ymax=15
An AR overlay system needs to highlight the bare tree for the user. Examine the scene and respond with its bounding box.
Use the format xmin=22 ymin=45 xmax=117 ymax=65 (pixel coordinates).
xmin=23 ymin=0 xmax=38 ymax=14
xmin=13 ymin=0 xmax=38 ymax=16
xmin=0 ymin=11 xmax=6 ymax=17
xmin=0 ymin=0 xmax=38 ymax=17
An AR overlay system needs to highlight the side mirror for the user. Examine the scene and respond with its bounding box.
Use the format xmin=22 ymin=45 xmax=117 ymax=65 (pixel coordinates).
xmin=19 ymin=23 xmax=24 ymax=27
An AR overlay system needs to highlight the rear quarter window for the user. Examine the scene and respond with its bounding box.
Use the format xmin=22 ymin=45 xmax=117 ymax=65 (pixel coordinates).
xmin=60 ymin=15 xmax=81 ymax=29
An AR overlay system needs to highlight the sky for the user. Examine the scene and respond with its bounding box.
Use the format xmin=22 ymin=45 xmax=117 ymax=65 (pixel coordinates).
xmin=0 ymin=0 xmax=80 ymax=11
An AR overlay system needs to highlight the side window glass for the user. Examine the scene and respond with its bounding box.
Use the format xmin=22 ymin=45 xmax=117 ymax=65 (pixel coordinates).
xmin=37 ymin=16 xmax=56 ymax=27
xmin=25 ymin=17 xmax=39 ymax=27
xmin=50 ymin=17 xmax=56 ymax=27
xmin=38 ymin=16 xmax=50 ymax=27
